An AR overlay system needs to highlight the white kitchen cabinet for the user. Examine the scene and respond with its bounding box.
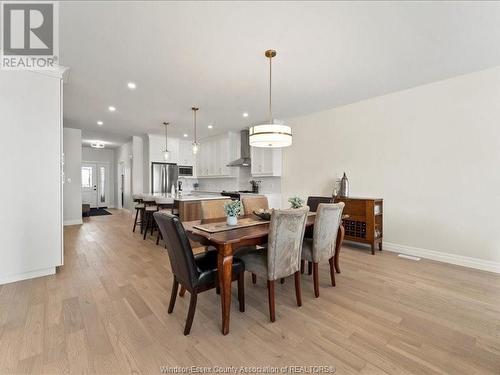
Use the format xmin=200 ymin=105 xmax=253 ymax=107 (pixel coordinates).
xmin=178 ymin=140 xmax=195 ymax=166
xmin=196 ymin=132 xmax=238 ymax=178
xmin=250 ymin=147 xmax=282 ymax=176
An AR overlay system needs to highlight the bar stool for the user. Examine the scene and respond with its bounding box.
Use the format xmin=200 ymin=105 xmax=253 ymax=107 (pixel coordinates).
xmin=132 ymin=194 xmax=144 ymax=232
xmin=142 ymin=195 xmax=158 ymax=239
xmin=155 ymin=196 xmax=175 ymax=245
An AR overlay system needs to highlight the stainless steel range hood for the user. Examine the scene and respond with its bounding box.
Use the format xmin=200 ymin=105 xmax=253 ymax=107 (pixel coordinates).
xmin=227 ymin=130 xmax=251 ymax=167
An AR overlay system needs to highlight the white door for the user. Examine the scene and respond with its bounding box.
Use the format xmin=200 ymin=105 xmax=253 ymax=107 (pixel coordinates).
xmin=82 ymin=162 xmax=111 ymax=208
xmin=82 ymin=163 xmax=98 ymax=208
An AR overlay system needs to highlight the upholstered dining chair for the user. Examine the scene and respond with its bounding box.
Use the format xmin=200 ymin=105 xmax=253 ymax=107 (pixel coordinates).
xmin=239 ymin=207 xmax=309 ymax=322
xmin=154 ymin=211 xmax=245 ymax=335
xmin=200 ymin=200 xmax=227 ymax=220
xmin=303 ymin=196 xmax=334 ymax=273
xmin=241 ymin=196 xmax=269 ymax=216
xmin=301 ymin=202 xmax=344 ymax=297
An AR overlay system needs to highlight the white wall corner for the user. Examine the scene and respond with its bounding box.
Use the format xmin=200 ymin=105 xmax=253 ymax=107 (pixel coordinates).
xmin=64 ymin=219 xmax=83 ymax=226
xmin=383 ymin=242 xmax=500 ymax=274
xmin=0 ymin=267 xmax=56 ymax=286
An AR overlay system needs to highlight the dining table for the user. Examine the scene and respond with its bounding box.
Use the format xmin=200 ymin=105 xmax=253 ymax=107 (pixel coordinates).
xmin=183 ymin=213 xmax=346 ymax=335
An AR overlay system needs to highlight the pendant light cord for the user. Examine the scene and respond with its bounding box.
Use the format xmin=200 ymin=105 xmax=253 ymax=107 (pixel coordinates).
xmin=163 ymin=122 xmax=169 ymax=151
xmin=269 ymin=54 xmax=272 ymax=124
xmin=193 ymin=109 xmax=197 ymax=142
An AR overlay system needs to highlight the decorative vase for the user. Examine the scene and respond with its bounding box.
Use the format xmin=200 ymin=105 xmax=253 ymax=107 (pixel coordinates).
xmin=227 ymin=216 xmax=238 ymax=226
xmin=339 ymin=172 xmax=349 ymax=197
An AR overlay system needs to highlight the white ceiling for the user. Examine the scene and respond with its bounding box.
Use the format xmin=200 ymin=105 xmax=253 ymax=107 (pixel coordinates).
xmin=61 ymin=1 xmax=500 ymax=148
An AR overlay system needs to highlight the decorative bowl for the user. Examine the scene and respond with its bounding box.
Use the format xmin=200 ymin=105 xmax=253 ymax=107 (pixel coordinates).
xmin=253 ymin=209 xmax=272 ymax=221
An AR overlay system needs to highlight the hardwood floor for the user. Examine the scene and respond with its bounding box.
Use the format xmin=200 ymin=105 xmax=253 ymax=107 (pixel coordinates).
xmin=1 ymin=209 xmax=499 ymax=374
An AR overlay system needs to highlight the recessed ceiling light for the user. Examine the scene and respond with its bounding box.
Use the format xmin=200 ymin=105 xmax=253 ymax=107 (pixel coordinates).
xmin=208 ymin=124 xmax=213 ymax=129
xmin=243 ymin=112 xmax=249 ymax=118
xmin=97 ymin=120 xmax=103 ymax=126
xmin=127 ymin=82 xmax=136 ymax=89
xmin=108 ymin=106 xmax=116 ymax=112
xmin=90 ymin=141 xmax=105 ymax=149
xmin=183 ymin=133 xmax=188 ymax=137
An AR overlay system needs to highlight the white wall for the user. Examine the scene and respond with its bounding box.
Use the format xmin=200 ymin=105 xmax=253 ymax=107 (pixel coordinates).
xmin=132 ymin=136 xmax=144 ymax=195
xmin=64 ymin=128 xmax=82 ymax=225
xmin=0 ymin=70 xmax=64 ymax=284
xmin=283 ymin=66 xmax=500 ymax=272
xmin=115 ymin=142 xmax=133 ymax=210
xmin=82 ymin=146 xmax=116 ymax=207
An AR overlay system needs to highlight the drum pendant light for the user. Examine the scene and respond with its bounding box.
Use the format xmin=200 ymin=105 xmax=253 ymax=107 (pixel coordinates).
xmin=249 ymin=49 xmax=292 ymax=148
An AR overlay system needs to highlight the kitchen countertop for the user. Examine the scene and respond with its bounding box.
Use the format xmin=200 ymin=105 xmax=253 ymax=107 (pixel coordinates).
xmin=175 ymin=194 xmax=230 ymax=202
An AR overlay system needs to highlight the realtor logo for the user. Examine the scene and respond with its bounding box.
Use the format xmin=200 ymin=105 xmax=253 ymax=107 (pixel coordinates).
xmin=1 ymin=1 xmax=58 ymax=70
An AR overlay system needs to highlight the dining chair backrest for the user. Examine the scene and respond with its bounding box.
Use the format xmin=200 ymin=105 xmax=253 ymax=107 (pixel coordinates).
xmin=267 ymin=207 xmax=309 ymax=280
xmin=312 ymin=203 xmax=345 ymax=263
xmin=242 ymin=196 xmax=269 ymax=215
xmin=306 ymin=196 xmax=333 ymax=213
xmin=154 ymin=211 xmax=199 ymax=289
xmin=200 ymin=200 xmax=227 ymax=220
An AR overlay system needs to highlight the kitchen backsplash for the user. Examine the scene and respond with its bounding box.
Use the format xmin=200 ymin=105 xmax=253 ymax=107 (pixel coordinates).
xmin=196 ymin=167 xmax=281 ymax=194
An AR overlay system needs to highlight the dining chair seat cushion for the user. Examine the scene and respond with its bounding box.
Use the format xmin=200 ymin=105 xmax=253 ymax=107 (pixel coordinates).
xmin=194 ymin=249 xmax=245 ymax=288
xmin=301 ymin=238 xmax=313 ymax=262
xmin=238 ymin=249 xmax=268 ymax=278
xmin=234 ymin=245 xmax=261 ymax=257
xmin=145 ymin=206 xmax=158 ymax=211
xmin=135 ymin=203 xmax=145 ymax=209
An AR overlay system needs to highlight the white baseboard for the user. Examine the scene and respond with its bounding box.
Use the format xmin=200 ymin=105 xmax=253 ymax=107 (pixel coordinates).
xmin=0 ymin=267 xmax=56 ymax=285
xmin=383 ymin=241 xmax=500 ymax=274
xmin=64 ymin=218 xmax=83 ymax=226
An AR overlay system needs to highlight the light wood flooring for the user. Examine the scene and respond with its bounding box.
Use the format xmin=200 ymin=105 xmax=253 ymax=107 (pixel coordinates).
xmin=0 ymin=209 xmax=499 ymax=374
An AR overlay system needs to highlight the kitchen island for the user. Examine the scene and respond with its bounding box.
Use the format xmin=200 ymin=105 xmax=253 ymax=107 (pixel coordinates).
xmin=174 ymin=193 xmax=230 ymax=222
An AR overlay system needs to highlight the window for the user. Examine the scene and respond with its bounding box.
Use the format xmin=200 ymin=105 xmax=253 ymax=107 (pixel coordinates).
xmin=81 ymin=167 xmax=92 ymax=188
xmin=99 ymin=166 xmax=106 ymax=202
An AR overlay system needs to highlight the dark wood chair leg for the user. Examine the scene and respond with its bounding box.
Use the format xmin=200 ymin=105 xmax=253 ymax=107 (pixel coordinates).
xmin=216 ymin=286 xmax=220 ymax=295
xmin=179 ymin=286 xmax=186 ymax=297
xmin=183 ymin=292 xmax=198 ymax=335
xmin=168 ymin=278 xmax=179 ymax=313
xmin=133 ymin=209 xmax=139 ymax=232
xmin=379 ymin=241 xmax=383 ymax=251
xmin=300 ymin=259 xmax=305 ymax=274
xmin=280 ymin=278 xmax=285 ymax=284
xmin=308 ymin=261 xmax=312 ymax=275
xmin=294 ymin=271 xmax=302 ymax=306
xmin=371 ymin=243 xmax=375 ymax=255
xmin=150 ymin=216 xmax=155 ymax=235
xmin=267 ymin=280 xmax=275 ymax=322
xmin=143 ymin=213 xmax=150 ymax=240
xmin=237 ymin=272 xmax=245 ymax=312
xmin=140 ymin=209 xmax=145 ymax=234
xmin=251 ymin=273 xmax=256 ymax=284
xmin=313 ymin=262 xmax=319 ymax=298
xmin=156 ymin=230 xmax=161 ymax=245
xmin=328 ymin=257 xmax=336 ymax=287
xmin=334 ymin=224 xmax=344 ymax=273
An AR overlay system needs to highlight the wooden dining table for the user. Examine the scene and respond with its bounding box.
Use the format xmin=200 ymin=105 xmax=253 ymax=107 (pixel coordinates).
xmin=183 ymin=213 xmax=345 ymax=335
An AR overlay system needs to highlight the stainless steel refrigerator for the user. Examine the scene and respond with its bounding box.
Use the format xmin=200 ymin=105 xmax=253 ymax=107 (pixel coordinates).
xmin=151 ymin=162 xmax=179 ymax=195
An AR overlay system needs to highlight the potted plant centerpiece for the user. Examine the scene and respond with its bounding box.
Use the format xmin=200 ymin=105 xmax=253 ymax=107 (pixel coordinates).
xmin=288 ymin=196 xmax=304 ymax=209
xmin=224 ymin=200 xmax=242 ymax=226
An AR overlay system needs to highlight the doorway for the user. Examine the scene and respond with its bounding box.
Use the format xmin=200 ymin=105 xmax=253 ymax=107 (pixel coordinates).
xmin=81 ymin=162 xmax=110 ymax=208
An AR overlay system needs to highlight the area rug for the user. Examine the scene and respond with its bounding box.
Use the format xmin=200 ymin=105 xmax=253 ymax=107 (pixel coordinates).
xmin=88 ymin=208 xmax=112 ymax=217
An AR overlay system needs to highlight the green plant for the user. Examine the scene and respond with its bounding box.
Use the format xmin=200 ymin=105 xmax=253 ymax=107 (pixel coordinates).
xmin=224 ymin=200 xmax=242 ymax=217
xmin=288 ymin=196 xmax=304 ymax=209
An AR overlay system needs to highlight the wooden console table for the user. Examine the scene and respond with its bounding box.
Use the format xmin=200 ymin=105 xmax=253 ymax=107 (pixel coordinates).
xmin=334 ymin=197 xmax=383 ymax=255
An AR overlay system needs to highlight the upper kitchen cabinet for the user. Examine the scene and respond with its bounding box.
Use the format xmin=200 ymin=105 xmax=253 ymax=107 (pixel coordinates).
xmin=178 ymin=140 xmax=195 ymax=166
xmin=196 ymin=132 xmax=238 ymax=178
xmin=250 ymin=147 xmax=282 ymax=176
